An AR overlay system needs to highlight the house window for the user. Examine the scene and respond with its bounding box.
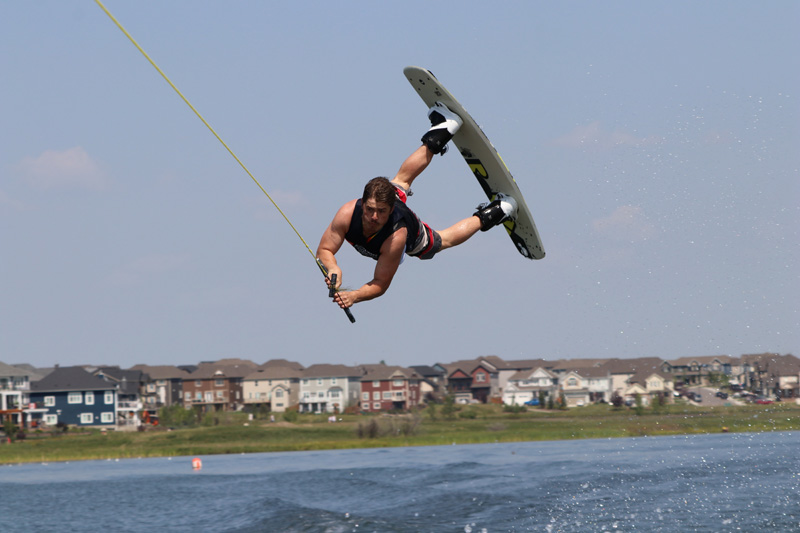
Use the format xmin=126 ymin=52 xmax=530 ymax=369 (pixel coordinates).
xmin=373 ymin=402 xmax=381 ymax=410
xmin=101 ymin=412 xmax=114 ymax=423
xmin=215 ymin=379 xmax=224 ymax=387
xmin=275 ymin=390 xmax=284 ymax=398
xmin=196 ymin=380 xmax=202 ymax=387
xmin=104 ymin=391 xmax=114 ymax=404
xmin=373 ymin=391 xmax=380 ymax=400
xmin=68 ymin=392 xmax=82 ymax=404
xmin=567 ymin=378 xmax=578 ymax=387
xmin=475 ymin=373 xmax=486 ymax=383
xmin=317 ymin=379 xmax=323 ymax=386
xmin=80 ymin=413 xmax=93 ymax=424
xmin=383 ymin=391 xmax=392 ymax=399
xmin=44 ymin=414 xmax=58 ymax=425
xmin=44 ymin=396 xmax=55 ymax=407
xmin=373 ymin=381 xmax=380 ymax=387
xmin=205 ymin=392 xmax=213 ymax=402
xmin=362 ymin=392 xmax=369 ymax=401
xmin=216 ymin=391 xmax=224 ymax=399
xmin=330 ymin=390 xmax=340 ymax=399
xmin=85 ymin=392 xmax=95 ymax=405
xmin=393 ymin=380 xmax=403 ymax=387
xmin=195 ymin=392 xmax=202 ymax=400
xmin=331 ymin=377 xmax=337 ymax=385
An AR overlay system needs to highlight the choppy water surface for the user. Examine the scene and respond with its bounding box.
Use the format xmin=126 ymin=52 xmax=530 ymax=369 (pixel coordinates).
xmin=3 ymin=431 xmax=798 ymax=532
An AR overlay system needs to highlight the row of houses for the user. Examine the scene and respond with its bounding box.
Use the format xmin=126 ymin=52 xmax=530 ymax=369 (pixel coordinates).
xmin=1 ymin=352 xmax=797 ymax=430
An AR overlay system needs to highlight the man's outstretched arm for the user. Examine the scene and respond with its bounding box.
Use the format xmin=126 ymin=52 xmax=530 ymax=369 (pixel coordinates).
xmin=331 ymin=230 xmax=405 ymax=309
xmin=316 ymin=200 xmax=356 ymax=290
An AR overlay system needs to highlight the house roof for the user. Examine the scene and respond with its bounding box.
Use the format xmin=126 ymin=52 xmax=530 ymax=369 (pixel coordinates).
xmin=244 ymin=366 xmax=303 ymax=381
xmin=129 ymin=364 xmax=190 ymax=380
xmin=600 ymin=357 xmax=665 ymax=375
xmin=439 ymin=358 xmax=498 ymax=377
xmin=301 ymin=364 xmax=363 ymax=379
xmin=259 ymin=359 xmax=304 ymax=371
xmin=548 ymin=358 xmax=611 ymax=371
xmin=361 ymin=365 xmax=419 ymax=381
xmin=668 ymin=355 xmax=733 ymax=366
xmin=565 ymin=366 xmax=611 ymax=379
xmin=0 ymin=361 xmax=28 ymax=378
xmin=508 ymin=367 xmax=557 ymax=381
xmin=210 ymin=358 xmax=259 ymax=368
xmin=409 ymin=365 xmax=444 ymax=377
xmin=501 ymin=359 xmax=550 ymax=371
xmin=189 ymin=363 xmax=254 ymax=379
xmin=31 ymin=366 xmax=116 ymax=393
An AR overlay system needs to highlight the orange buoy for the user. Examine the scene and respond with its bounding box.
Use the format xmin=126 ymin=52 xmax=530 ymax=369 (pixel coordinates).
xmin=192 ymin=457 xmax=202 ymax=470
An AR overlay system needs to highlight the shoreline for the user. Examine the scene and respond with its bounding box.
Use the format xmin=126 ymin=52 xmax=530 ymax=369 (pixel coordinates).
xmin=2 ymin=403 xmax=798 ymax=465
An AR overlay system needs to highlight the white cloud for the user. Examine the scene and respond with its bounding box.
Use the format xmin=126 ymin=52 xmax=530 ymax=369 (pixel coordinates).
xmin=554 ymin=121 xmax=661 ymax=149
xmin=103 ymin=253 xmax=188 ymax=286
xmin=592 ymin=205 xmax=657 ymax=242
xmin=17 ymin=147 xmax=109 ymax=191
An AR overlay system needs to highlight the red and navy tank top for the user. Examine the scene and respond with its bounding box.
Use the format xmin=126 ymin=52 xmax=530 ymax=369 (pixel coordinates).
xmin=345 ymin=200 xmax=421 ymax=260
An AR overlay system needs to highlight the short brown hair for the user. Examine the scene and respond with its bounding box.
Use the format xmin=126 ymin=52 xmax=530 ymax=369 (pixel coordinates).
xmin=362 ymin=177 xmax=396 ymax=209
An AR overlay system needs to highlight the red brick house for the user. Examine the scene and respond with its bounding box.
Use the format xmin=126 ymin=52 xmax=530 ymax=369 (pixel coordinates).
xmin=360 ymin=366 xmax=422 ymax=412
xmin=182 ymin=363 xmax=254 ymax=412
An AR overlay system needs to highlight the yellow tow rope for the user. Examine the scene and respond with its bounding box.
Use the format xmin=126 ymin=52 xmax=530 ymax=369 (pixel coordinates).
xmin=95 ymin=0 xmax=355 ymax=322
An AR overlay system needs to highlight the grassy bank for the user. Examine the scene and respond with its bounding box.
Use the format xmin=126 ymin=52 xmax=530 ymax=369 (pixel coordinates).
xmin=2 ymin=403 xmax=798 ymax=465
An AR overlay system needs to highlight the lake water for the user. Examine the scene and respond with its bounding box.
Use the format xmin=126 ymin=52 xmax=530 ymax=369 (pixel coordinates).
xmin=2 ymin=431 xmax=798 ymax=532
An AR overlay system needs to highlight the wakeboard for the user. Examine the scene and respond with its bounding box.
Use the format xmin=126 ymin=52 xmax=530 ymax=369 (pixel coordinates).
xmin=404 ymin=66 xmax=545 ymax=260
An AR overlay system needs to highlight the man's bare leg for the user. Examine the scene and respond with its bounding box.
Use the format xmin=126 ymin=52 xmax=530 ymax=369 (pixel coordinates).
xmin=438 ymin=216 xmax=482 ymax=250
xmin=391 ymin=145 xmax=434 ymax=192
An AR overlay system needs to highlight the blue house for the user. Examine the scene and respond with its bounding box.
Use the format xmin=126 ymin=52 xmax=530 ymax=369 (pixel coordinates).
xmin=30 ymin=366 xmax=117 ymax=428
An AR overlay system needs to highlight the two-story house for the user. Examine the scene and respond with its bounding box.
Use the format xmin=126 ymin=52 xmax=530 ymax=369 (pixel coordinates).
xmin=438 ymin=358 xmax=501 ymax=403
xmin=409 ymin=365 xmax=446 ymax=402
xmin=502 ymin=367 xmax=557 ymax=405
xmin=29 ymin=366 xmax=117 ymax=428
xmin=360 ymin=366 xmax=421 ymax=412
xmin=662 ymin=355 xmax=735 ymax=387
xmin=93 ymin=367 xmax=147 ymax=428
xmin=298 ymin=364 xmax=362 ymax=414
xmin=0 ymin=361 xmax=31 ymax=426
xmin=129 ymin=364 xmax=189 ymax=418
xmin=742 ymin=353 xmax=800 ymax=398
xmin=183 ymin=363 xmax=252 ymax=412
xmin=243 ymin=365 xmax=302 ymax=412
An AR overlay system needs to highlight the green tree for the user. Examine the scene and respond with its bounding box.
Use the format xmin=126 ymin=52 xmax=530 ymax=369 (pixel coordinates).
xmin=425 ymin=402 xmax=438 ymax=421
xmin=158 ymin=405 xmax=198 ymax=427
xmin=3 ymin=418 xmax=19 ymax=443
xmin=441 ymin=394 xmax=458 ymax=419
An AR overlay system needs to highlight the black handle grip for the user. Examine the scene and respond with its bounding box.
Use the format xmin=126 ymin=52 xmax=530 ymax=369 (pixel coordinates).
xmin=329 ymin=273 xmax=338 ymax=298
xmin=328 ymin=273 xmax=356 ymax=323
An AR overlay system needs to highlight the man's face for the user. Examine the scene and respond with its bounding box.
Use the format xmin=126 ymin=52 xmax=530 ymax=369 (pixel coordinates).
xmin=362 ymin=197 xmax=392 ymax=234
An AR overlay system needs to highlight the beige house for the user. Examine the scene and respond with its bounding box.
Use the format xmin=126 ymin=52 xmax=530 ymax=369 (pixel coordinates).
xmin=624 ymin=371 xmax=674 ymax=405
xmin=242 ymin=366 xmax=302 ymax=412
xmin=560 ymin=371 xmax=592 ymax=407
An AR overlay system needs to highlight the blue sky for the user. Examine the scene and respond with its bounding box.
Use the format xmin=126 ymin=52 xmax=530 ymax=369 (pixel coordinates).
xmin=2 ymin=1 xmax=797 ymax=368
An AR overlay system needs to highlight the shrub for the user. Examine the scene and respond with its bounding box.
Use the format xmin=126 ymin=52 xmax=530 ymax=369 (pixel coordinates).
xmin=458 ymin=408 xmax=478 ymax=419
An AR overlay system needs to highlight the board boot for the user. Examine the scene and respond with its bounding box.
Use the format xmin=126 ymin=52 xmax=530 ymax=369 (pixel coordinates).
xmin=474 ymin=193 xmax=518 ymax=231
xmin=421 ymin=102 xmax=463 ymax=155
